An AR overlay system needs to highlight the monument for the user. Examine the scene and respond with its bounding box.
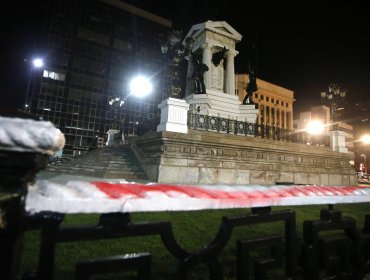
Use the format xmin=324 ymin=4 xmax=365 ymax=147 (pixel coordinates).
xmin=157 ymin=21 xmax=258 ymax=134
xmin=183 ymin=21 xmax=258 ymax=123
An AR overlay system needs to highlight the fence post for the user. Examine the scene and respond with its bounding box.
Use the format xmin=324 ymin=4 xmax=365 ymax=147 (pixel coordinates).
xmin=0 ymin=116 xmax=65 ymax=280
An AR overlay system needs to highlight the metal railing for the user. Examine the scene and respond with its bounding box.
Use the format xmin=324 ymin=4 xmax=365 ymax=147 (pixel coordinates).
xmin=188 ymin=112 xmax=330 ymax=146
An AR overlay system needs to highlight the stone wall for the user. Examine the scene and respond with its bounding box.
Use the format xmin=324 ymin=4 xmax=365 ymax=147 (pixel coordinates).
xmin=131 ymin=129 xmax=357 ymax=185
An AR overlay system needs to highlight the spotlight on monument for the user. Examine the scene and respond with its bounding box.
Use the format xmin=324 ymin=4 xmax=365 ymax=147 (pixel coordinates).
xmin=306 ymin=120 xmax=324 ymax=135
xmin=129 ymin=75 xmax=153 ymax=98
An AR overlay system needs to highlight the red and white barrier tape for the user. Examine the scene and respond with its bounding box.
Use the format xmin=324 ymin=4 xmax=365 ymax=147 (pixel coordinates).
xmin=25 ymin=180 xmax=370 ymax=214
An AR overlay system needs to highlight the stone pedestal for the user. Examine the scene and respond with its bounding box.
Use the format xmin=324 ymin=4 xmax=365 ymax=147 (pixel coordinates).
xmin=157 ymin=98 xmax=189 ymax=133
xmin=330 ymin=130 xmax=348 ymax=153
xmin=185 ymin=90 xmax=258 ymax=122
xmin=106 ymin=129 xmax=120 ymax=146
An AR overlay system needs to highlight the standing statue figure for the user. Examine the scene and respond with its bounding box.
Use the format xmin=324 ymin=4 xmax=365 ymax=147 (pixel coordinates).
xmin=192 ymin=58 xmax=209 ymax=94
xmin=243 ymin=67 xmax=258 ymax=105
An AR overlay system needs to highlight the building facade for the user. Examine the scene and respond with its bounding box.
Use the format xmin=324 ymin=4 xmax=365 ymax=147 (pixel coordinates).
xmin=26 ymin=0 xmax=172 ymax=154
xmin=235 ymin=74 xmax=295 ymax=130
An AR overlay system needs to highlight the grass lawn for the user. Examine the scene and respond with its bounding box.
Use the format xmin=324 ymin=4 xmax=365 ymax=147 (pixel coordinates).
xmin=21 ymin=203 xmax=370 ymax=279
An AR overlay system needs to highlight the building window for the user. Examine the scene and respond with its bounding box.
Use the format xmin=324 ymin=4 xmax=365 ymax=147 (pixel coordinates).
xmin=43 ymin=70 xmax=66 ymax=81
xmin=254 ymin=93 xmax=258 ymax=98
xmin=266 ymin=97 xmax=269 ymax=102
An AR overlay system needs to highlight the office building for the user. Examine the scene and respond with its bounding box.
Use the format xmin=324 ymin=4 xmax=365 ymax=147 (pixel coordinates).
xmin=26 ymin=0 xmax=172 ymax=154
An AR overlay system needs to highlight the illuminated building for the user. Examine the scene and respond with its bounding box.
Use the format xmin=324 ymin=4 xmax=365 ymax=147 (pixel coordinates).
xmin=26 ymin=0 xmax=172 ymax=155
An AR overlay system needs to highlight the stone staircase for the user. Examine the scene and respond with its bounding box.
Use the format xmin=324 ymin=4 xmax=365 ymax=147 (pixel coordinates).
xmin=46 ymin=144 xmax=148 ymax=180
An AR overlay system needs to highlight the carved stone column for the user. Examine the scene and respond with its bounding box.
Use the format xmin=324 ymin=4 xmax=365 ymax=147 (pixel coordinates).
xmin=226 ymin=50 xmax=237 ymax=95
xmin=202 ymin=43 xmax=212 ymax=90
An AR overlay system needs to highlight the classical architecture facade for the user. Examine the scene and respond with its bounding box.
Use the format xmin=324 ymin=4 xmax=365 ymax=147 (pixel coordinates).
xmin=183 ymin=21 xmax=258 ymax=122
xmin=26 ymin=0 xmax=172 ymax=155
xmin=235 ymin=75 xmax=295 ymax=129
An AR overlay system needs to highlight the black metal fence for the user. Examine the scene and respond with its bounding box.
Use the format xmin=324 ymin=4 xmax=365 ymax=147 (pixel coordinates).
xmin=23 ymin=206 xmax=370 ymax=280
xmin=188 ymin=112 xmax=330 ymax=147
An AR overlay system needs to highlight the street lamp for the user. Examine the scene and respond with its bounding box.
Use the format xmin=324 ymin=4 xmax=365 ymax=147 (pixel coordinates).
xmin=24 ymin=57 xmax=44 ymax=112
xmin=306 ymin=120 xmax=325 ymax=135
xmin=108 ymin=75 xmax=153 ymax=133
xmin=306 ymin=120 xmax=325 ymax=145
xmin=361 ymin=154 xmax=367 ymax=174
xmin=320 ymin=83 xmax=346 ymax=130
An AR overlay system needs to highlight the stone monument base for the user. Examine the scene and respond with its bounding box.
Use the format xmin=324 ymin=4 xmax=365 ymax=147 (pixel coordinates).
xmin=132 ymin=129 xmax=357 ymax=186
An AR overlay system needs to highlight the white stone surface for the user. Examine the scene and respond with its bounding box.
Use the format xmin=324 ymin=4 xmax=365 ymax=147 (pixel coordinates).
xmin=106 ymin=129 xmax=120 ymax=146
xmin=157 ymin=98 xmax=189 ymax=133
xmin=183 ymin=21 xmax=241 ymax=96
xmin=26 ymin=180 xmax=370 ymax=214
xmin=330 ymin=130 xmax=348 ymax=153
xmin=0 ymin=116 xmax=65 ymax=155
xmin=186 ymin=90 xmax=258 ymax=122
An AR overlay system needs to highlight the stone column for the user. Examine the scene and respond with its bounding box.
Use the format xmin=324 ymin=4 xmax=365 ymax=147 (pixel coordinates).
xmin=226 ymin=50 xmax=237 ymax=95
xmin=202 ymin=43 xmax=212 ymax=90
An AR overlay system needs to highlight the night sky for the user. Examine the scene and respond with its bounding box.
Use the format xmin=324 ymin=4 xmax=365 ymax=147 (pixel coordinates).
xmin=130 ymin=0 xmax=370 ymax=116
xmin=2 ymin=0 xmax=370 ymax=120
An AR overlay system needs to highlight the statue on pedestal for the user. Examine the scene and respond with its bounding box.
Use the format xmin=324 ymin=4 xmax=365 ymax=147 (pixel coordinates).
xmin=243 ymin=65 xmax=257 ymax=105
xmin=192 ymin=57 xmax=209 ymax=94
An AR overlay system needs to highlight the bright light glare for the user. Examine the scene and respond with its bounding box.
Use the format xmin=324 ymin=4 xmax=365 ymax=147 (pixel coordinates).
xmin=361 ymin=134 xmax=370 ymax=145
xmin=33 ymin=58 xmax=44 ymax=68
xmin=306 ymin=120 xmax=324 ymax=135
xmin=129 ymin=76 xmax=153 ymax=98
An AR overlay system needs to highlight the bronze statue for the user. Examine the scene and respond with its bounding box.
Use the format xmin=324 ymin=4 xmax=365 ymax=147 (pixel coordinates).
xmin=243 ymin=66 xmax=257 ymax=105
xmin=192 ymin=58 xmax=209 ymax=94
xmin=212 ymin=46 xmax=227 ymax=67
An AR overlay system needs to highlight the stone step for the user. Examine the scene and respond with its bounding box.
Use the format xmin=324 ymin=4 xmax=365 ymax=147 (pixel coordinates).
xmin=46 ymin=144 xmax=147 ymax=180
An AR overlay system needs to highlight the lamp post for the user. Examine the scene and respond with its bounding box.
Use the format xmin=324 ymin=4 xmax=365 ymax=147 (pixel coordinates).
xmin=361 ymin=154 xmax=367 ymax=174
xmin=160 ymin=30 xmax=194 ymax=98
xmin=360 ymin=134 xmax=370 ymax=174
xmin=107 ymin=75 xmax=153 ymax=144
xmin=320 ymin=83 xmax=346 ymax=130
xmin=24 ymin=58 xmax=44 ymax=112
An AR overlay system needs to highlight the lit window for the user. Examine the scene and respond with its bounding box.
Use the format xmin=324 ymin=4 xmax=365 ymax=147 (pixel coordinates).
xmin=43 ymin=69 xmax=65 ymax=81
